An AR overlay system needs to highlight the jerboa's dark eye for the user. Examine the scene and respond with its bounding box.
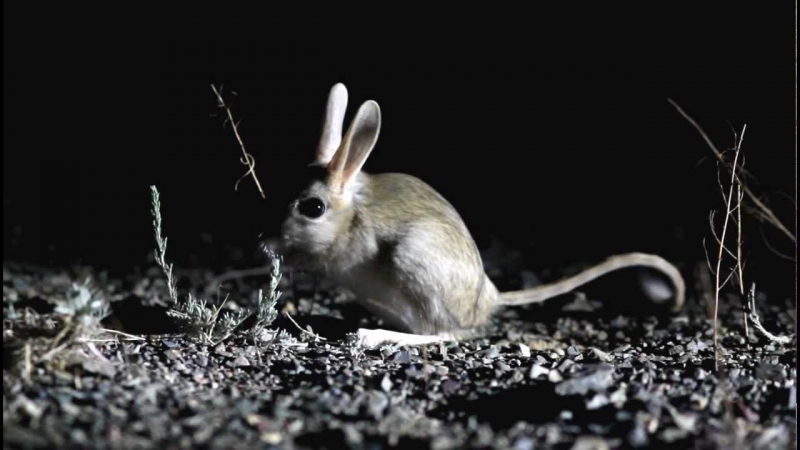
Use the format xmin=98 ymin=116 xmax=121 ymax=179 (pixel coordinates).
xmin=297 ymin=197 xmax=326 ymax=218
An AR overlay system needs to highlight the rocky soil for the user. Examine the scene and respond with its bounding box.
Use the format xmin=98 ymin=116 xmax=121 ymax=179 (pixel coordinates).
xmin=3 ymin=256 xmax=797 ymax=449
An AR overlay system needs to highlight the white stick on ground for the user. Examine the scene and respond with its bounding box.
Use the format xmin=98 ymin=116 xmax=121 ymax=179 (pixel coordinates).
xmin=747 ymin=283 xmax=795 ymax=345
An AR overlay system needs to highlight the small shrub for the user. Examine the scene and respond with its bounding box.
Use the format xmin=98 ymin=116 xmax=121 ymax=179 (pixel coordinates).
xmin=150 ymin=185 xmax=287 ymax=347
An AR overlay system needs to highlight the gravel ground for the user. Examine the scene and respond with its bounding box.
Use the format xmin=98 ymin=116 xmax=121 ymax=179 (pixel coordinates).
xmin=2 ymin=256 xmax=797 ymax=450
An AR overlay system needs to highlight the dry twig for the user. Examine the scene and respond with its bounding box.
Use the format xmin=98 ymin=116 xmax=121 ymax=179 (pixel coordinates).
xmin=746 ymin=283 xmax=795 ymax=345
xmin=283 ymin=311 xmax=326 ymax=342
xmin=211 ymin=84 xmax=266 ymax=199
xmin=703 ymin=124 xmax=745 ymax=372
xmin=734 ymin=183 xmax=749 ymax=337
xmin=668 ymin=99 xmax=795 ymax=245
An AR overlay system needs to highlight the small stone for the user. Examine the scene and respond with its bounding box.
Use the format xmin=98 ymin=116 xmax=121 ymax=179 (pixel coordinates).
xmin=261 ymin=432 xmax=282 ymax=445
xmin=519 ymin=344 xmax=531 ymax=358
xmin=162 ymin=340 xmax=180 ymax=349
xmin=558 ymin=359 xmax=577 ymax=372
xmin=529 ymin=364 xmax=550 ymax=379
xmin=571 ymin=436 xmax=610 ymax=450
xmin=587 ymin=394 xmax=609 ymax=410
xmin=591 ymin=348 xmax=613 ymax=362
xmin=442 ymin=380 xmax=460 ymax=395
xmin=343 ymin=425 xmax=363 ymax=445
xmin=477 ymin=346 xmax=501 ymax=358
xmin=494 ymin=361 xmax=511 ymax=372
xmin=628 ymin=424 xmax=648 ymax=447
xmin=609 ymin=388 xmax=627 ymax=406
xmin=555 ymin=367 xmax=615 ymax=396
xmin=513 ymin=437 xmax=535 ymax=450
xmin=660 ymin=428 xmax=688 ymax=443
xmin=380 ymin=374 xmax=392 ymax=392
xmin=224 ymin=385 xmax=240 ymax=399
xmin=233 ymin=356 xmax=250 ymax=367
xmin=82 ymin=359 xmax=117 ymax=378
xmin=193 ymin=373 xmax=208 ymax=384
xmin=668 ymin=345 xmax=685 ymax=356
xmin=756 ymin=363 xmax=785 ymax=382
xmin=196 ymin=355 xmax=208 ymax=368
xmin=687 ymin=339 xmax=709 ymax=353
xmin=529 ymin=340 xmax=553 ymax=351
xmin=390 ymin=351 xmax=411 ymax=364
xmin=690 ymin=393 xmax=708 ymax=410
xmin=368 ymin=392 xmax=389 ymax=418
xmin=548 ymin=370 xmax=563 ymax=383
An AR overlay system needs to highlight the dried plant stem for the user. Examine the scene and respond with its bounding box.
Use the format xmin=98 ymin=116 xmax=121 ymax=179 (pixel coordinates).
xmin=711 ymin=135 xmax=742 ymax=371
xmin=150 ymin=186 xmax=178 ymax=304
xmin=668 ymin=99 xmax=795 ymax=244
xmin=701 ymin=124 xmax=746 ymax=373
xmin=747 ymin=283 xmax=795 ymax=345
xmin=23 ymin=343 xmax=31 ymax=385
xmin=283 ymin=311 xmax=326 ymax=341
xmin=211 ymin=84 xmax=265 ymax=199
xmin=735 ymin=184 xmax=749 ymax=338
xmin=99 ymin=328 xmax=146 ymax=341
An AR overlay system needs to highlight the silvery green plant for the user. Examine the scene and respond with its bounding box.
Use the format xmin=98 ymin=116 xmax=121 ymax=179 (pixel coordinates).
xmin=53 ymin=279 xmax=110 ymax=335
xmin=150 ymin=185 xmax=178 ymax=304
xmin=250 ymin=250 xmax=282 ymax=342
xmin=150 ymin=185 xmax=286 ymax=347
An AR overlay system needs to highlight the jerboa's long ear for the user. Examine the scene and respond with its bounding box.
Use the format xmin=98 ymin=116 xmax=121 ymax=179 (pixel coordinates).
xmin=316 ymin=83 xmax=348 ymax=165
xmin=327 ymin=100 xmax=381 ymax=193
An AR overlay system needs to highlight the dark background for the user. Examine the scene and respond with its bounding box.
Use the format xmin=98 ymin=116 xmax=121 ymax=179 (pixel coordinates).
xmin=3 ymin=4 xmax=795 ymax=300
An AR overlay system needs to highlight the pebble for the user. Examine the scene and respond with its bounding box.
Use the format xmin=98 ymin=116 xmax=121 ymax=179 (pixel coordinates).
xmin=529 ymin=364 xmax=550 ymax=379
xmin=477 ymin=346 xmax=501 ymax=359
xmin=668 ymin=345 xmax=685 ymax=356
xmin=380 ymin=374 xmax=392 ymax=392
xmin=591 ymin=348 xmax=613 ymax=362
xmin=165 ymin=349 xmax=181 ymax=360
xmin=3 ymin=263 xmax=794 ymax=449
xmin=390 ymin=351 xmax=411 ymax=364
xmin=548 ymin=370 xmax=564 ymax=383
xmin=494 ymin=361 xmax=511 ymax=372
xmin=232 ymin=356 xmax=250 ymax=367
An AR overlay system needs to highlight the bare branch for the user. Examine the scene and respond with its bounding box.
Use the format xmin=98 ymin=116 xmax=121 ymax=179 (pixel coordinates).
xmin=709 ymin=211 xmax=737 ymax=261
xmin=211 ymin=84 xmax=266 ymax=199
xmin=709 ymin=124 xmax=744 ymax=372
xmin=747 ymin=283 xmax=795 ymax=345
xmin=283 ymin=311 xmax=326 ymax=342
xmin=735 ymin=183 xmax=749 ymax=337
xmin=668 ymin=99 xmax=795 ymax=243
xmin=758 ymin=222 xmax=797 ymax=262
xmin=702 ymin=237 xmax=715 ymax=275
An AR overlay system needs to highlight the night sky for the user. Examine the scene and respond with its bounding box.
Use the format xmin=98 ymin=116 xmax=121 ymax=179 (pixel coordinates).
xmin=4 ymin=4 xmax=795 ymax=301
